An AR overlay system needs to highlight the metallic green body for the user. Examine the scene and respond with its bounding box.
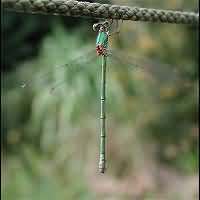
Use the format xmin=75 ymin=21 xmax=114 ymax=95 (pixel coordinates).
xmin=94 ymin=21 xmax=110 ymax=173
xmin=99 ymin=55 xmax=107 ymax=173
xmin=96 ymin=31 xmax=108 ymax=48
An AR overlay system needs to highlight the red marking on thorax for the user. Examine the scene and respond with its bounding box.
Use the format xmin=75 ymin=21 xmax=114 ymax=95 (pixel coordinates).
xmin=96 ymin=45 xmax=107 ymax=56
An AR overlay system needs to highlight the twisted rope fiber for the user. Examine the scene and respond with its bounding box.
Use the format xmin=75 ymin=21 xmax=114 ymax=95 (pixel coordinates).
xmin=2 ymin=0 xmax=199 ymax=25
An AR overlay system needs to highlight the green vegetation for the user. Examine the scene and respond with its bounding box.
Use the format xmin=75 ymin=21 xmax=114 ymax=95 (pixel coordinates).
xmin=1 ymin=0 xmax=198 ymax=199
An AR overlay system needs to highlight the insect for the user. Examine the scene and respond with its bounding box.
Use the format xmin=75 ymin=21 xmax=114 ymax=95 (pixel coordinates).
xmin=93 ymin=20 xmax=110 ymax=56
xmin=93 ymin=20 xmax=111 ymax=173
xmin=93 ymin=19 xmax=124 ymax=173
xmin=20 ymin=20 xmax=181 ymax=174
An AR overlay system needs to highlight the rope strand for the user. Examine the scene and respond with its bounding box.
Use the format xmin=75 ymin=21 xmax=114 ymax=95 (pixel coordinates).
xmin=2 ymin=0 xmax=199 ymax=25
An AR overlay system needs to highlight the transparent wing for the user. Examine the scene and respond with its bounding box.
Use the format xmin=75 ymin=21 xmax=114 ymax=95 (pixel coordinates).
xmin=20 ymin=48 xmax=97 ymax=92
xmin=109 ymin=49 xmax=182 ymax=83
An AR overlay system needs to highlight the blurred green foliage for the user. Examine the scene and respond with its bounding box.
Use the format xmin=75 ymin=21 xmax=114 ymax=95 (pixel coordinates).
xmin=1 ymin=0 xmax=199 ymax=199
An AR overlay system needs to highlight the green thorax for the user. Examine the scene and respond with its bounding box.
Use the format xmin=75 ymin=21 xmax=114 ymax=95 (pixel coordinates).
xmin=96 ymin=31 xmax=108 ymax=48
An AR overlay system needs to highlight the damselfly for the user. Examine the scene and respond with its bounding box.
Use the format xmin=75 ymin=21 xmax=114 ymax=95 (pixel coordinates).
xmin=20 ymin=20 xmax=182 ymax=174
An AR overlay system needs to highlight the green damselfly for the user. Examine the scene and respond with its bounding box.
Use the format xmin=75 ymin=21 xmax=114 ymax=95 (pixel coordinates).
xmin=20 ymin=20 xmax=182 ymax=174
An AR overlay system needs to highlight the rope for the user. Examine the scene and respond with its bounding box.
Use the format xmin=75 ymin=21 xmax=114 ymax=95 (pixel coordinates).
xmin=2 ymin=0 xmax=199 ymax=25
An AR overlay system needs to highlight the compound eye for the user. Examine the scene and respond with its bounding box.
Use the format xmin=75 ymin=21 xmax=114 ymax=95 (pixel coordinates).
xmin=93 ymin=24 xmax=100 ymax=31
xmin=93 ymin=24 xmax=98 ymax=31
xmin=103 ymin=21 xmax=109 ymax=27
xmin=93 ymin=23 xmax=102 ymax=31
xmin=100 ymin=26 xmax=105 ymax=31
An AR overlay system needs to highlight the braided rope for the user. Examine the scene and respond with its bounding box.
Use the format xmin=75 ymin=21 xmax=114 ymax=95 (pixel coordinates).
xmin=2 ymin=0 xmax=199 ymax=25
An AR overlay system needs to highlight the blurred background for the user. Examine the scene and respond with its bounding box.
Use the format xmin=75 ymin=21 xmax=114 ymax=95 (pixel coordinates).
xmin=1 ymin=0 xmax=199 ymax=199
